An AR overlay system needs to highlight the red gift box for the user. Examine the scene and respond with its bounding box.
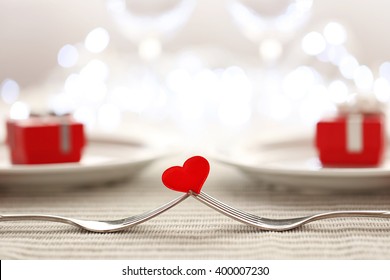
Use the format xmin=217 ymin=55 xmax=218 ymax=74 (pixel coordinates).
xmin=315 ymin=113 xmax=385 ymax=166
xmin=6 ymin=115 xmax=86 ymax=164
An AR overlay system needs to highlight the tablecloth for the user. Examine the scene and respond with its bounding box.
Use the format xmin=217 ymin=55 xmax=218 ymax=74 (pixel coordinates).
xmin=1 ymin=157 xmax=390 ymax=259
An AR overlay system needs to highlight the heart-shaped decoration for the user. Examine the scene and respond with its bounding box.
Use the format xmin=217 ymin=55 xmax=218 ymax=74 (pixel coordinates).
xmin=162 ymin=156 xmax=210 ymax=194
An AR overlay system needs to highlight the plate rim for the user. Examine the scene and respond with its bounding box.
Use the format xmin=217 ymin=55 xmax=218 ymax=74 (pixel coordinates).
xmin=211 ymin=137 xmax=390 ymax=178
xmin=0 ymin=135 xmax=169 ymax=175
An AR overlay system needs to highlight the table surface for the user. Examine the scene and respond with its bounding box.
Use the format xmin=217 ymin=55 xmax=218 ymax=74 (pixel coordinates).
xmin=1 ymin=157 xmax=390 ymax=259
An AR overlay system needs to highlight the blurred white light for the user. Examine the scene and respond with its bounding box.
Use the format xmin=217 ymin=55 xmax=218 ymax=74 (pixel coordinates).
xmin=167 ymin=69 xmax=192 ymax=94
xmin=374 ymin=78 xmax=390 ymax=102
xmin=153 ymin=88 xmax=168 ymax=108
xmin=175 ymin=83 xmax=206 ymax=121
xmin=176 ymin=52 xmax=203 ymax=73
xmin=323 ymin=22 xmax=347 ymax=45
xmin=57 ymin=44 xmax=79 ymax=68
xmin=296 ymin=0 xmax=314 ymax=11
xmin=283 ymin=66 xmax=318 ymax=100
xmin=109 ymin=85 xmax=154 ymax=113
xmin=64 ymin=74 xmax=80 ymax=94
xmin=309 ymin=84 xmax=328 ymax=97
xmin=138 ymin=37 xmax=162 ymax=61
xmin=177 ymin=95 xmax=205 ymax=121
xmin=1 ymin=79 xmax=20 ymax=104
xmin=84 ymin=27 xmax=110 ymax=53
xmin=301 ymin=32 xmax=326 ymax=56
xmin=326 ymin=45 xmax=348 ymax=65
xmin=221 ymin=66 xmax=252 ymax=102
xmin=218 ymin=102 xmax=251 ymax=127
xmin=108 ymin=86 xmax=129 ymax=110
xmin=73 ymin=106 xmax=96 ymax=130
xmin=263 ymin=95 xmax=292 ymax=121
xmin=354 ymin=65 xmax=374 ymax=91
xmin=259 ymin=39 xmax=283 ymax=62
xmin=228 ymin=0 xmax=313 ymax=41
xmin=48 ymin=92 xmax=74 ymax=115
xmin=168 ymin=66 xmax=253 ymax=125
xmin=97 ymin=104 xmax=121 ymax=131
xmin=80 ymin=59 xmax=109 ymax=81
xmin=9 ymin=101 xmax=30 ymax=120
xmin=193 ymin=69 xmax=219 ymax=102
xmin=84 ymin=81 xmax=107 ymax=103
xmin=64 ymin=73 xmax=107 ymax=104
xmin=117 ymin=84 xmax=154 ymax=113
xmin=300 ymin=88 xmax=336 ymax=125
xmin=339 ymin=55 xmax=359 ymax=79
xmin=379 ymin=62 xmax=390 ymax=81
xmin=328 ymin=80 xmax=349 ymax=104
xmin=227 ymin=0 xmax=265 ymax=42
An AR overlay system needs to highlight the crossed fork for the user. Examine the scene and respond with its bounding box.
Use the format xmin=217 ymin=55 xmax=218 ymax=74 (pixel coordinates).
xmin=1 ymin=156 xmax=390 ymax=232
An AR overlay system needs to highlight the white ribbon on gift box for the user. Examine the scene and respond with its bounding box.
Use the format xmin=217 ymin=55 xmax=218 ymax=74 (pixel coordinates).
xmin=60 ymin=122 xmax=71 ymax=154
xmin=339 ymin=94 xmax=384 ymax=154
xmin=346 ymin=114 xmax=363 ymax=153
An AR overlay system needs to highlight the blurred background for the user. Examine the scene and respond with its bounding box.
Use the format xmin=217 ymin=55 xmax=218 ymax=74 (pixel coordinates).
xmin=1 ymin=0 xmax=390 ymax=148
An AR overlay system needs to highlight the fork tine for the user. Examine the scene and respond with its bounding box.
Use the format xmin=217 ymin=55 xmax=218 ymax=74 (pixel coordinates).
xmin=0 ymin=193 xmax=191 ymax=233
xmin=193 ymin=192 xmax=262 ymax=224
xmin=199 ymin=192 xmax=262 ymax=221
xmin=193 ymin=192 xmax=304 ymax=230
xmin=122 ymin=193 xmax=190 ymax=226
xmin=194 ymin=192 xmax=390 ymax=231
xmin=195 ymin=192 xmax=253 ymax=219
xmin=193 ymin=192 xmax=268 ymax=229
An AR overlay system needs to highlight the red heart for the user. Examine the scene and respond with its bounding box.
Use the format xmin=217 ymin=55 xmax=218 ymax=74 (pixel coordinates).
xmin=162 ymin=156 xmax=210 ymax=194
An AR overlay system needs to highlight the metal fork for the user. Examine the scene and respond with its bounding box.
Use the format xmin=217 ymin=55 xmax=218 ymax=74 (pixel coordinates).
xmin=0 ymin=194 xmax=189 ymax=233
xmin=191 ymin=191 xmax=390 ymax=231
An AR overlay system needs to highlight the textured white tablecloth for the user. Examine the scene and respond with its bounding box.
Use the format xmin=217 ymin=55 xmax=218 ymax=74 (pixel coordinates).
xmin=1 ymin=157 xmax=390 ymax=259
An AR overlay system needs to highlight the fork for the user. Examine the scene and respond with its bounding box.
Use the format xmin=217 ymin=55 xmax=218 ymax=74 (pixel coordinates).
xmin=191 ymin=191 xmax=390 ymax=231
xmin=0 ymin=194 xmax=189 ymax=233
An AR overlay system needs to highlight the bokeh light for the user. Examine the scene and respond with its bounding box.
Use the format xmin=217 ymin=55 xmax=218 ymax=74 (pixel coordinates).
xmin=1 ymin=79 xmax=20 ymax=104
xmin=73 ymin=106 xmax=96 ymax=130
xmin=97 ymin=103 xmax=121 ymax=131
xmin=80 ymin=59 xmax=109 ymax=82
xmin=263 ymin=94 xmax=292 ymax=121
xmin=353 ymin=65 xmax=374 ymax=91
xmin=328 ymin=80 xmax=349 ymax=104
xmin=283 ymin=66 xmax=319 ymax=100
xmin=339 ymin=55 xmax=359 ymax=79
xmin=57 ymin=44 xmax=79 ymax=68
xmin=138 ymin=37 xmax=162 ymax=61
xmin=259 ymin=38 xmax=283 ymax=62
xmin=374 ymin=78 xmax=390 ymax=102
xmin=323 ymin=22 xmax=347 ymax=45
xmin=379 ymin=62 xmax=390 ymax=81
xmin=218 ymin=102 xmax=251 ymax=127
xmin=299 ymin=85 xmax=335 ymax=125
xmin=302 ymin=32 xmax=326 ymax=56
xmin=9 ymin=101 xmax=30 ymax=120
xmin=84 ymin=27 xmax=110 ymax=53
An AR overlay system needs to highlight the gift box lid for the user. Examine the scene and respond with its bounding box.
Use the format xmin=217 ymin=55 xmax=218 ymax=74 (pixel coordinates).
xmin=8 ymin=115 xmax=79 ymax=127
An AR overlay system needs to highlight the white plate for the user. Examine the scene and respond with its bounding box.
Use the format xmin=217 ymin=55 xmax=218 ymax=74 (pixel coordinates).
xmin=213 ymin=138 xmax=390 ymax=190
xmin=0 ymin=136 xmax=167 ymax=188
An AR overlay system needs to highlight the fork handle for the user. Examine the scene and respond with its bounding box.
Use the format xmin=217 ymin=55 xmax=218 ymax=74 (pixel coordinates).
xmin=302 ymin=210 xmax=390 ymax=223
xmin=0 ymin=214 xmax=86 ymax=231
xmin=254 ymin=210 xmax=390 ymax=231
xmin=191 ymin=191 xmax=390 ymax=231
xmin=0 ymin=214 xmax=78 ymax=225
